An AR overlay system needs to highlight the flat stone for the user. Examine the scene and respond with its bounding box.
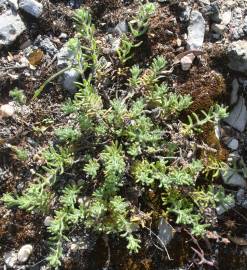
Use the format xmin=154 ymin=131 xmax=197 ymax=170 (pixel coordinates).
xmin=230 ymin=79 xmax=239 ymax=105
xmin=222 ymin=169 xmax=247 ymax=189
xmin=4 ymin=251 xmax=18 ymax=268
xmin=187 ymin=10 xmax=205 ymax=50
xmin=0 ymin=11 xmax=26 ymax=47
xmin=221 ymin=11 xmax=232 ymax=25
xmin=180 ymin=53 xmax=195 ymax=71
xmin=62 ymin=69 xmax=81 ymax=93
xmin=158 ymin=218 xmax=174 ymax=246
xmin=19 ymin=0 xmax=43 ymax=18
xmin=227 ymin=138 xmax=239 ymax=150
xmin=216 ymin=199 xmax=235 ymax=215
xmin=114 ymin=20 xmax=128 ymax=35
xmin=0 ymin=104 xmax=15 ymax=118
xmin=224 ymin=96 xmax=247 ymax=132
xmin=228 ymin=40 xmax=247 ymax=75
xmin=17 ymin=244 xmax=33 ymax=263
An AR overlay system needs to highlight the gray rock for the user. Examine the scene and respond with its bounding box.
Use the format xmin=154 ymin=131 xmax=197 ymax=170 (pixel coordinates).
xmin=187 ymin=10 xmax=205 ymax=50
xmin=17 ymin=244 xmax=33 ymax=263
xmin=44 ymin=216 xmax=54 ymax=227
xmin=230 ymin=79 xmax=239 ymax=105
xmin=114 ymin=21 xmax=128 ymax=35
xmin=237 ymin=189 xmax=247 ymax=208
xmin=4 ymin=251 xmax=18 ymax=268
xmin=158 ymin=218 xmax=174 ymax=246
xmin=179 ymin=6 xmax=191 ymax=22
xmin=224 ymin=96 xmax=247 ymax=132
xmin=19 ymin=0 xmax=43 ymax=18
xmin=222 ymin=170 xmax=247 ymax=189
xmin=180 ymin=53 xmax=195 ymax=71
xmin=35 ymin=35 xmax=58 ymax=56
xmin=57 ymin=45 xmax=76 ymax=68
xmin=227 ymin=138 xmax=239 ymax=150
xmin=62 ymin=69 xmax=81 ymax=93
xmin=221 ymin=11 xmax=232 ymax=25
xmin=0 ymin=11 xmax=26 ymax=47
xmin=216 ymin=199 xmax=235 ymax=215
xmin=228 ymin=40 xmax=247 ymax=74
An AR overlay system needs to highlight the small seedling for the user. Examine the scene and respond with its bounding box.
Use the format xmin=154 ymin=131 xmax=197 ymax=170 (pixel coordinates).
xmin=9 ymin=87 xmax=26 ymax=104
xmin=129 ymin=2 xmax=156 ymax=37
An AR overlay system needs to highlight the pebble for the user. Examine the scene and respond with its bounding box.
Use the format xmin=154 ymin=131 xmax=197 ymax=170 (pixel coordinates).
xmin=4 ymin=251 xmax=18 ymax=268
xmin=0 ymin=10 xmax=26 ymax=47
xmin=0 ymin=104 xmax=15 ymax=118
xmin=35 ymin=36 xmax=58 ymax=56
xmin=227 ymin=138 xmax=239 ymax=150
xmin=221 ymin=11 xmax=232 ymax=25
xmin=222 ymin=170 xmax=247 ymax=189
xmin=180 ymin=53 xmax=195 ymax=71
xmin=44 ymin=216 xmax=54 ymax=227
xmin=230 ymin=79 xmax=239 ymax=105
xmin=62 ymin=69 xmax=81 ymax=93
xmin=158 ymin=218 xmax=174 ymax=246
xmin=19 ymin=0 xmax=43 ymax=18
xmin=17 ymin=244 xmax=33 ymax=263
xmin=114 ymin=20 xmax=128 ymax=35
xmin=224 ymin=96 xmax=247 ymax=132
xmin=228 ymin=40 xmax=247 ymax=75
xmin=70 ymin=243 xmax=79 ymax=252
xmin=187 ymin=10 xmax=205 ymax=50
xmin=216 ymin=199 xmax=235 ymax=215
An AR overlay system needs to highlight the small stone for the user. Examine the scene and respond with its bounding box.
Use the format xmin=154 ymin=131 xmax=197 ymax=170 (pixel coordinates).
xmin=62 ymin=69 xmax=81 ymax=93
xmin=228 ymin=40 xmax=247 ymax=75
xmin=224 ymin=96 xmax=247 ymax=132
xmin=227 ymin=138 xmax=239 ymax=150
xmin=4 ymin=251 xmax=18 ymax=267
xmin=158 ymin=218 xmax=174 ymax=246
xmin=176 ymin=38 xmax=182 ymax=47
xmin=216 ymin=199 xmax=235 ymax=215
xmin=19 ymin=0 xmax=43 ymax=18
xmin=70 ymin=243 xmax=78 ymax=252
xmin=59 ymin=33 xmax=68 ymax=40
xmin=221 ymin=11 xmax=232 ymax=25
xmin=0 ymin=104 xmax=15 ymax=118
xmin=187 ymin=10 xmax=205 ymax=50
xmin=222 ymin=170 xmax=247 ymax=189
xmin=179 ymin=6 xmax=191 ymax=22
xmin=180 ymin=53 xmax=195 ymax=71
xmin=230 ymin=79 xmax=239 ymax=105
xmin=114 ymin=21 xmax=128 ymax=35
xmin=17 ymin=244 xmax=33 ymax=263
xmin=0 ymin=11 xmax=26 ymax=47
xmin=44 ymin=216 xmax=54 ymax=227
xmin=36 ymin=36 xmax=58 ymax=57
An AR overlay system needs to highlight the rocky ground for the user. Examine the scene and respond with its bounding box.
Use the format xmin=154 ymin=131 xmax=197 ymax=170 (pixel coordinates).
xmin=1 ymin=0 xmax=247 ymax=269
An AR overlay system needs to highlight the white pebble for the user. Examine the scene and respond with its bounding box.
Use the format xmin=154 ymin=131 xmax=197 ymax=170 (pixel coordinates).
xmin=17 ymin=244 xmax=33 ymax=263
xmin=4 ymin=251 xmax=18 ymax=267
xmin=44 ymin=216 xmax=54 ymax=227
xmin=0 ymin=104 xmax=15 ymax=118
xmin=180 ymin=53 xmax=195 ymax=71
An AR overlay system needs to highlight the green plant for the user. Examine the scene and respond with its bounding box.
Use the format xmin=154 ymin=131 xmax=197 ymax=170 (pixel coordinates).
xmin=9 ymin=87 xmax=26 ymax=104
xmin=2 ymin=7 xmax=234 ymax=269
xmin=182 ymin=104 xmax=228 ymax=135
xmin=117 ymin=35 xmax=142 ymax=64
xmin=129 ymin=2 xmax=156 ymax=37
xmin=11 ymin=146 xmax=29 ymax=161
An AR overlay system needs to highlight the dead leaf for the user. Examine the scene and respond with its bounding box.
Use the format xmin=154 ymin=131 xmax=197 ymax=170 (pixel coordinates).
xmin=28 ymin=49 xmax=44 ymax=66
